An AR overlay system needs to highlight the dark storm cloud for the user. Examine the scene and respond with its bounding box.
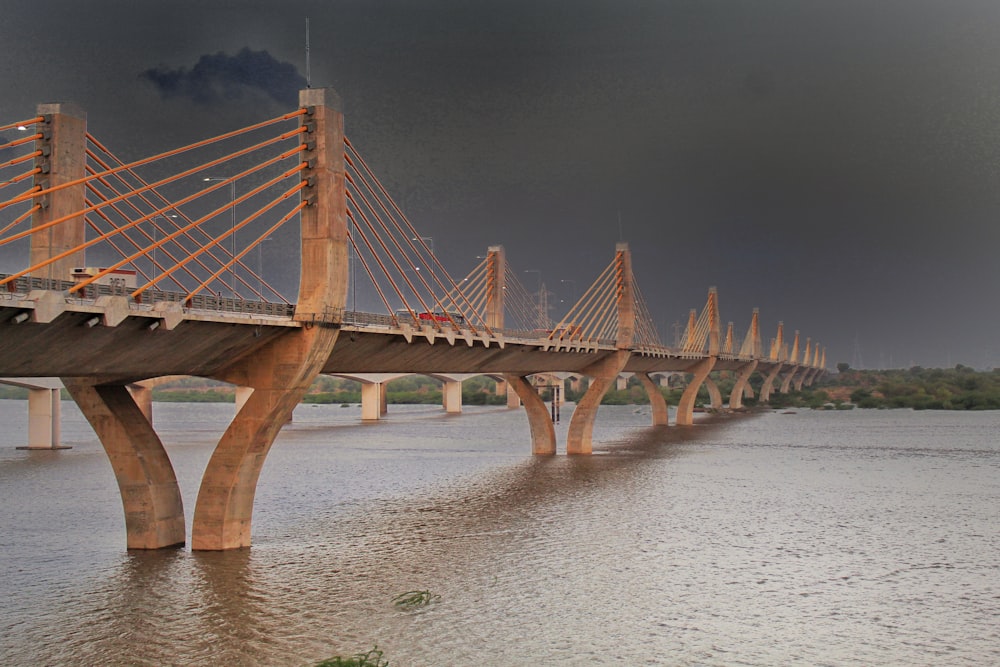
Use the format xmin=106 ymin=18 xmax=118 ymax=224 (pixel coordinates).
xmin=140 ymin=48 xmax=306 ymax=107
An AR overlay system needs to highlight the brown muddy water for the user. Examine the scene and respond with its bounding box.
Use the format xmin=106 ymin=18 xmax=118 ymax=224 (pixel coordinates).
xmin=1 ymin=401 xmax=997 ymax=665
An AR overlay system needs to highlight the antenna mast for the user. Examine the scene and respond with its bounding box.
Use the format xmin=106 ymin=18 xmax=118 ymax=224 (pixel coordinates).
xmin=305 ymin=17 xmax=311 ymax=88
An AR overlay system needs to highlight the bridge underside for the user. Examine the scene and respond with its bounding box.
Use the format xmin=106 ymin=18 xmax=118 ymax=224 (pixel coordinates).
xmin=324 ymin=328 xmax=623 ymax=375
xmin=0 ymin=303 xmax=293 ymax=383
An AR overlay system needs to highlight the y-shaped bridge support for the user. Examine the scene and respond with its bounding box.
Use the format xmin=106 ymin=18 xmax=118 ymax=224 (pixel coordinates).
xmin=676 ymin=357 xmax=716 ymax=425
xmin=191 ymin=86 xmax=346 ymax=551
xmin=728 ymin=360 xmax=758 ymax=410
xmin=637 ymin=372 xmax=669 ymax=426
xmin=703 ymin=376 xmax=724 ymax=410
xmin=193 ymin=326 xmax=339 ymax=550
xmin=58 ymin=87 xmax=347 ymax=551
xmin=567 ymin=351 xmax=632 ymax=454
xmin=758 ymin=364 xmax=783 ymax=403
xmin=64 ymin=380 xmax=185 ymax=548
xmin=503 ymin=374 xmax=555 ymax=455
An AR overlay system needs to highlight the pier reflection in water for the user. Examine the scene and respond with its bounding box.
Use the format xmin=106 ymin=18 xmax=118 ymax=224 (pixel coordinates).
xmin=1 ymin=402 xmax=998 ymax=665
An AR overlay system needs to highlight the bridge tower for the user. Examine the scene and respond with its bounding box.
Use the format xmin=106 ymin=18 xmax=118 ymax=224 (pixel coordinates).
xmin=779 ymin=330 xmax=801 ymax=393
xmin=62 ymin=88 xmax=348 ymax=551
xmin=728 ymin=308 xmax=760 ymax=410
xmin=565 ymin=242 xmax=634 ymax=454
xmin=676 ymin=287 xmax=720 ymax=425
xmin=758 ymin=321 xmax=784 ymax=403
xmin=483 ymin=245 xmax=522 ymax=407
xmin=484 ymin=245 xmax=505 ymax=330
xmin=30 ymin=103 xmax=87 ymax=284
xmin=39 ymin=101 xmax=186 ymax=549
xmin=791 ymin=338 xmax=812 ymax=391
xmin=191 ymin=87 xmax=347 ymax=551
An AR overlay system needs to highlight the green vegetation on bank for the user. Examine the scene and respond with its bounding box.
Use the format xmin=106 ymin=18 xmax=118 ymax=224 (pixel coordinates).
xmin=818 ymin=365 xmax=1000 ymax=410
xmin=3 ymin=365 xmax=996 ymax=411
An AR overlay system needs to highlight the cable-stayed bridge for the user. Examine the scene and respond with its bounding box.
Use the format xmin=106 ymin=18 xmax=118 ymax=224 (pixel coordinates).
xmin=0 ymin=88 xmax=824 ymax=550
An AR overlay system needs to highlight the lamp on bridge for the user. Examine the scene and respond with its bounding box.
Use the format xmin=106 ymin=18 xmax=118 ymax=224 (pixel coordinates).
xmin=258 ymin=236 xmax=273 ymax=301
xmin=412 ymin=236 xmax=434 ymax=254
xmin=560 ymin=279 xmax=576 ymax=305
xmin=150 ymin=215 xmax=177 ymax=283
xmin=524 ymin=269 xmax=545 ymax=329
xmin=203 ymin=177 xmax=237 ymax=297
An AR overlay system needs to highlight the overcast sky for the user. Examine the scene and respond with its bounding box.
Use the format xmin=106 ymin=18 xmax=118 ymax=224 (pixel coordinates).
xmin=3 ymin=0 xmax=999 ymax=368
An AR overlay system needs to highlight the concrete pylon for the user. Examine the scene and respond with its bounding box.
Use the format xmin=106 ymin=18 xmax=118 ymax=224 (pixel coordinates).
xmin=31 ymin=103 xmax=87 ymax=285
xmin=770 ymin=322 xmax=785 ymax=362
xmin=566 ymin=243 xmax=634 ymax=454
xmin=485 ymin=245 xmax=505 ymax=330
xmin=792 ymin=364 xmax=809 ymax=392
xmin=675 ymin=287 xmax=721 ymax=424
xmin=65 ymin=380 xmax=186 ymax=548
xmin=360 ymin=381 xmax=384 ymax=420
xmin=38 ymin=101 xmax=182 ymax=547
xmin=12 ymin=382 xmax=67 ymax=450
xmin=503 ymin=374 xmax=555 ymax=454
xmin=704 ymin=376 xmax=723 ymax=409
xmin=746 ymin=308 xmax=763 ymax=359
xmin=789 ymin=330 xmax=801 ymax=364
xmin=758 ymin=364 xmax=783 ymax=403
xmin=128 ymin=383 xmax=154 ymax=423
xmin=506 ymin=383 xmax=521 ymax=408
xmin=728 ymin=360 xmax=758 ymax=409
xmin=637 ymin=372 xmax=669 ymax=426
xmin=442 ymin=379 xmax=462 ymax=413
xmin=28 ymin=387 xmax=63 ymax=448
xmin=191 ymin=87 xmax=346 ymax=551
xmin=676 ymin=357 xmax=715 ymax=425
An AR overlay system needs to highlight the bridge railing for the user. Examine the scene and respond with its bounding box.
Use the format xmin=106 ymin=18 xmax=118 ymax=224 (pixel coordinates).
xmin=341 ymin=310 xmax=397 ymax=328
xmin=0 ymin=273 xmax=296 ymax=318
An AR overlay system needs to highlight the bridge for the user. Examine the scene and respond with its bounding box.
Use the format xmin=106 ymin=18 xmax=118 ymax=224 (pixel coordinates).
xmin=0 ymin=88 xmax=824 ymax=550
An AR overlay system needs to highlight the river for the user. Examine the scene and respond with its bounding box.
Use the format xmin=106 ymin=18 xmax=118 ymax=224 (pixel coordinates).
xmin=0 ymin=400 xmax=997 ymax=665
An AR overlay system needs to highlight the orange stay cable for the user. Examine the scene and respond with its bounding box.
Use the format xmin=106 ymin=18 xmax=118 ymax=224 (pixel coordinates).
xmin=84 ymin=147 xmax=264 ymax=294
xmin=346 ymin=191 xmax=439 ymax=325
xmin=344 ymin=180 xmax=442 ymax=328
xmin=178 ymin=197 xmax=306 ymax=302
xmin=73 ymin=166 xmax=306 ymax=295
xmin=82 ymin=153 xmax=288 ymax=299
xmin=0 ymin=133 xmax=305 ymax=250
xmin=345 ymin=211 xmax=398 ymax=320
xmin=145 ymin=185 xmax=306 ymax=302
xmin=345 ymin=167 xmax=454 ymax=322
xmin=167 ymin=183 xmax=305 ymax=299
xmin=346 ymin=142 xmax=481 ymax=327
xmin=85 ymin=136 xmax=275 ymax=278
xmin=82 ymin=207 xmax=154 ymax=284
xmin=0 ymin=111 xmax=306 ymax=212
xmin=0 ymin=132 xmax=41 ymax=153
xmin=0 ymin=203 xmax=40 ymax=237
xmin=0 ymin=151 xmax=41 ymax=171
xmin=0 ymin=116 xmax=43 ymax=134
xmin=1 ymin=146 xmax=305 ymax=291
xmin=83 ymin=166 xmax=207 ymax=290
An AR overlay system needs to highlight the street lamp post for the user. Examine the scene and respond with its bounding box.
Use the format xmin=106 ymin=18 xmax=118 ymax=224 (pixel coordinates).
xmin=258 ymin=237 xmax=272 ymax=300
xmin=560 ymin=279 xmax=576 ymax=304
xmin=524 ymin=269 xmax=542 ymax=328
xmin=203 ymin=177 xmax=236 ymax=296
xmin=150 ymin=215 xmax=177 ymax=284
xmin=412 ymin=235 xmax=434 ymax=253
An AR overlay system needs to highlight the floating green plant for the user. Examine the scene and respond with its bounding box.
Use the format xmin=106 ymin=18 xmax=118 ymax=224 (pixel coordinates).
xmin=315 ymin=646 xmax=388 ymax=667
xmin=391 ymin=589 xmax=440 ymax=610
